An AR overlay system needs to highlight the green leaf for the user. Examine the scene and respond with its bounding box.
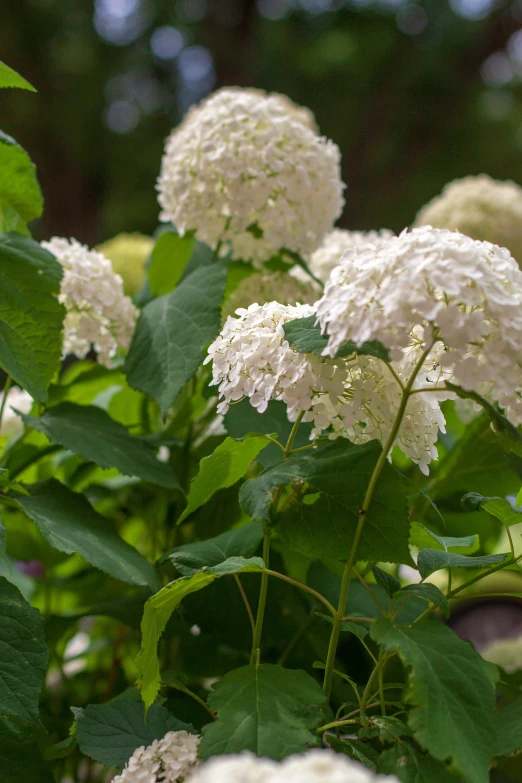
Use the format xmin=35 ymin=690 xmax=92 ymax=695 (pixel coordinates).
xmin=315 ymin=611 xmax=369 ymax=639
xmin=372 ymin=564 xmax=401 ymax=597
xmin=0 ymin=576 xmax=48 ymax=726
xmin=482 ymin=497 xmax=522 ymax=528
xmin=378 ymin=741 xmax=464 ymax=783
xmin=359 ymin=714 xmax=412 ymax=742
xmin=148 ymin=231 xmax=195 ymax=296
xmin=493 ymin=696 xmax=522 ymax=757
xmin=371 ymin=618 xmax=496 ymax=783
xmin=0 ymin=719 xmax=55 ymax=783
xmin=22 ymin=402 xmax=179 ymax=489
xmin=17 ymin=480 xmax=159 ymax=588
xmin=75 ymin=700 xmax=194 ymax=769
xmin=394 ymin=584 xmax=449 ymax=618
xmin=325 ymin=735 xmax=380 ymax=771
xmin=43 ymin=735 xmax=76 ymax=761
xmin=447 ymin=383 xmax=522 ymax=457
xmin=0 ymin=62 xmax=36 ymax=91
xmin=126 ymin=261 xmax=227 ymax=416
xmin=0 ymin=134 xmax=43 ymax=234
xmin=199 ymin=664 xmax=326 ymax=759
xmin=283 ymin=316 xmax=390 ymax=360
xmin=0 ymin=518 xmax=6 ymax=565
xmin=178 ymin=434 xmax=271 ymax=523
xmin=240 ymin=439 xmax=412 ymax=564
xmin=137 ymin=559 xmax=264 ymax=708
xmin=416 ymin=549 xmax=508 ymax=580
xmin=0 ymin=234 xmax=64 ymax=400
xmin=166 ymin=522 xmax=263 ymax=575
xmin=410 ymin=523 xmax=479 ymax=555
xmin=224 ymin=398 xmax=312 ymax=467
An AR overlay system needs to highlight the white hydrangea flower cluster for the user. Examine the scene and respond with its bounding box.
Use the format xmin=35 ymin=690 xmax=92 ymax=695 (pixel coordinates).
xmin=201 ymin=87 xmax=318 ymax=133
xmin=206 ymin=303 xmax=447 ymax=473
xmin=157 ymin=88 xmax=344 ymax=266
xmin=112 ymin=731 xmax=199 ymax=783
xmin=0 ymin=386 xmax=33 ymax=436
xmin=317 ymin=226 xmax=522 ymax=426
xmin=187 ymin=750 xmax=400 ymax=783
xmin=300 ymin=228 xmax=394 ymax=284
xmin=41 ymin=237 xmax=138 ymax=366
xmin=415 ymin=175 xmax=522 ymax=265
xmin=222 ymin=271 xmax=317 ymax=322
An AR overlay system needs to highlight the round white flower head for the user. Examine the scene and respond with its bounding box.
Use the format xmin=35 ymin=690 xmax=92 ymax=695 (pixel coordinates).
xmin=41 ymin=237 xmax=138 ymax=366
xmin=317 ymin=226 xmax=522 ymax=426
xmin=482 ymin=633 xmax=522 ymax=672
xmin=186 ymin=751 xmax=277 ymax=783
xmin=0 ymin=386 xmax=33 ymax=436
xmin=97 ymin=232 xmax=153 ymax=296
xmin=112 ymin=730 xmax=199 ymax=783
xmin=300 ymin=228 xmax=394 ymax=285
xmin=157 ymin=88 xmax=344 ymax=266
xmin=272 ymin=750 xmax=400 ymax=783
xmin=222 ymin=271 xmax=317 ymax=322
xmin=206 ymin=303 xmax=447 ymax=473
xmin=415 ymin=175 xmax=522 ymax=265
xmin=199 ymin=87 xmax=318 ymax=133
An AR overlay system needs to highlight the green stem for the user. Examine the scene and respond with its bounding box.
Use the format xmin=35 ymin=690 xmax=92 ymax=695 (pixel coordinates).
xmin=234 ymin=573 xmax=256 ymax=639
xmin=322 ymin=344 xmax=434 ymax=699
xmin=284 ymin=411 xmax=305 ymax=458
xmin=250 ymin=528 xmax=271 ymax=664
xmin=0 ymin=375 xmax=12 ymax=434
xmin=163 ymin=682 xmax=216 ymax=720
xmin=281 ymin=248 xmax=324 ymax=289
xmin=264 ymin=569 xmax=336 ymax=616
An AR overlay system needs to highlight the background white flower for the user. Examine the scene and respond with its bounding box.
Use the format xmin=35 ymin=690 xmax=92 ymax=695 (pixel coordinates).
xmin=415 ymin=175 xmax=522 ymax=266
xmin=186 ymin=752 xmax=277 ymax=783
xmin=294 ymin=228 xmax=394 ymax=285
xmin=0 ymin=386 xmax=33 ymax=436
xmin=112 ymin=730 xmax=199 ymax=783
xmin=42 ymin=237 xmax=138 ymax=366
xmin=317 ymin=226 xmax=522 ymax=426
xmin=157 ymin=88 xmax=344 ymax=266
xmin=222 ymin=271 xmax=317 ymax=322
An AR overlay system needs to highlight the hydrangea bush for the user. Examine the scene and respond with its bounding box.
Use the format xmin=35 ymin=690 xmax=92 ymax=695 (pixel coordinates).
xmin=1 ymin=63 xmax=522 ymax=783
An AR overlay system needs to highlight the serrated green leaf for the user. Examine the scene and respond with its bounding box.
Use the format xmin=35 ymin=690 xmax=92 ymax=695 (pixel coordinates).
xmin=394 ymin=584 xmax=449 ymax=618
xmin=0 ymin=577 xmax=48 ymax=726
xmin=378 ymin=741 xmax=464 ymax=783
xmin=493 ymin=696 xmax=522 ymax=757
xmin=0 ymin=719 xmax=54 ymax=783
xmin=325 ymin=735 xmax=380 ymax=770
xmin=17 ymin=480 xmax=159 ymax=588
xmin=0 ymin=234 xmax=64 ymax=400
xmin=148 ymin=230 xmax=195 ymax=296
xmin=283 ymin=316 xmax=390 ymax=360
xmin=240 ymin=438 xmax=412 ymax=564
xmin=482 ymin=498 xmax=522 ymax=528
xmin=315 ymin=611 xmax=369 ymax=639
xmin=0 ymin=134 xmax=43 ymax=234
xmin=359 ymin=714 xmax=412 ymax=742
xmin=371 ymin=618 xmax=496 ymax=783
xmin=126 ymin=261 xmax=227 ymax=416
xmin=137 ymin=558 xmax=264 ymax=708
xmin=167 ymin=522 xmax=263 ymax=575
xmin=199 ymin=664 xmax=326 ymax=759
xmin=75 ymin=700 xmax=194 ymax=769
xmin=372 ymin=564 xmax=401 ymax=597
xmin=22 ymin=402 xmax=179 ymax=489
xmin=417 ymin=549 xmax=507 ymax=580
xmin=0 ymin=62 xmax=35 ymax=91
xmin=178 ymin=435 xmax=270 ymax=524
xmin=224 ymin=398 xmax=313 ymax=467
xmin=43 ymin=735 xmax=76 ymax=761
xmin=410 ymin=523 xmax=479 ymax=554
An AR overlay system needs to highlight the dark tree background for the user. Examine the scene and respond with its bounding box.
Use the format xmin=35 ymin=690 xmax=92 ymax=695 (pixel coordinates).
xmin=3 ymin=0 xmax=522 ymax=244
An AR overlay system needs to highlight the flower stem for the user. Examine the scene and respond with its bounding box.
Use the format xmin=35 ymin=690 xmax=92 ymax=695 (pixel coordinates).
xmin=322 ymin=344 xmax=434 ymax=700
xmin=283 ymin=411 xmax=305 ymax=457
xmin=250 ymin=527 xmax=271 ymax=664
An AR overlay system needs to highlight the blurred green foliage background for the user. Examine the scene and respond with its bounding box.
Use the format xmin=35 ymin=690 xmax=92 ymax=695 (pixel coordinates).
xmin=3 ymin=0 xmax=522 ymax=244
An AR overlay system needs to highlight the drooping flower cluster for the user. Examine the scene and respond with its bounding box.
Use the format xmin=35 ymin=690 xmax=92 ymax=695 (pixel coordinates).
xmin=186 ymin=750 xmax=399 ymax=783
xmin=157 ymin=88 xmax=344 ymax=265
xmin=112 ymin=731 xmax=200 ymax=783
xmin=0 ymin=386 xmax=33 ymax=436
xmin=317 ymin=226 xmax=522 ymax=425
xmin=206 ymin=302 xmax=448 ymax=473
xmin=222 ymin=271 xmax=317 ymax=322
xmin=42 ymin=237 xmax=138 ymax=366
xmin=415 ymin=175 xmax=522 ymax=266
xmin=301 ymin=228 xmax=395 ymax=284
